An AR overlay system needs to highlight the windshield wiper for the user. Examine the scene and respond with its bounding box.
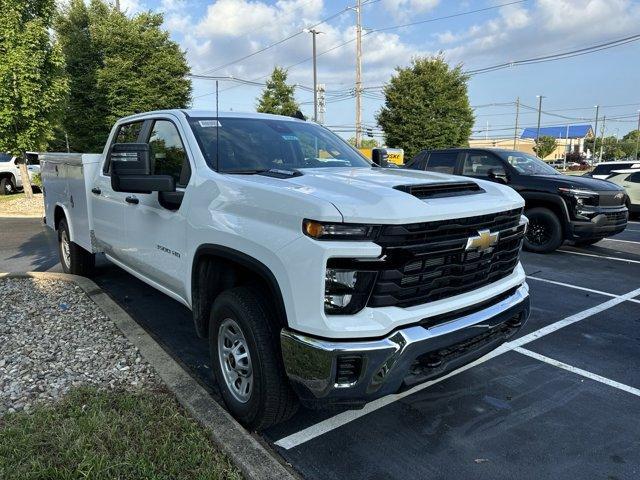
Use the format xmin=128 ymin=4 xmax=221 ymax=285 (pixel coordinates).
xmin=224 ymin=168 xmax=303 ymax=178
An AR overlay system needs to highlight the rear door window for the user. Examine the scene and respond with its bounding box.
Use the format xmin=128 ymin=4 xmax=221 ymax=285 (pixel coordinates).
xmin=628 ymin=172 xmax=640 ymax=183
xmin=425 ymin=152 xmax=458 ymax=174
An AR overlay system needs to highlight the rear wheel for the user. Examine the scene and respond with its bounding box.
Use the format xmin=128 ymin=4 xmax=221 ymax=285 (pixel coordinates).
xmin=209 ymin=286 xmax=298 ymax=430
xmin=523 ymin=207 xmax=564 ymax=253
xmin=0 ymin=177 xmax=15 ymax=195
xmin=57 ymin=218 xmax=95 ymax=276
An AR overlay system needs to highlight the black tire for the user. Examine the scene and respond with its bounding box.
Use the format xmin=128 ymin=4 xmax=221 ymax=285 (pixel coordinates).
xmin=573 ymin=238 xmax=601 ymax=247
xmin=209 ymin=286 xmax=298 ymax=430
xmin=0 ymin=177 xmax=15 ymax=195
xmin=57 ymin=218 xmax=96 ymax=276
xmin=523 ymin=207 xmax=564 ymax=253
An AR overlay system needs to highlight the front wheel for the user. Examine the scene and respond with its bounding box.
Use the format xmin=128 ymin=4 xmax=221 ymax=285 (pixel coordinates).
xmin=57 ymin=218 xmax=95 ymax=276
xmin=209 ymin=286 xmax=298 ymax=430
xmin=523 ymin=207 xmax=564 ymax=253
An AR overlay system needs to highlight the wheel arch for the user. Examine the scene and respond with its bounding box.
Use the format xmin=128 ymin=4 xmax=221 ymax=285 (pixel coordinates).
xmin=53 ymin=203 xmax=75 ymax=241
xmin=190 ymin=244 xmax=289 ymax=339
xmin=521 ymin=192 xmax=570 ymax=236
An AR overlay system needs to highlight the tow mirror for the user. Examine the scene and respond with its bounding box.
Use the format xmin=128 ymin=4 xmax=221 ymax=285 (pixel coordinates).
xmin=109 ymin=143 xmax=175 ymax=194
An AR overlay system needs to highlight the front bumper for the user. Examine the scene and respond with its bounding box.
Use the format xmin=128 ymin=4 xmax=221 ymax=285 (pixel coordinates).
xmin=568 ymin=206 xmax=628 ymax=240
xmin=281 ymin=283 xmax=530 ymax=408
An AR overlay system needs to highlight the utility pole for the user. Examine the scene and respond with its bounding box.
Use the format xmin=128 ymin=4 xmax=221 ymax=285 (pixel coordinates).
xmin=354 ymin=0 xmax=363 ymax=148
xmin=306 ymin=29 xmax=322 ymax=122
xmin=535 ymin=95 xmax=545 ymax=140
xmin=599 ymin=115 xmax=606 ymax=162
xmin=564 ymin=124 xmax=570 ymax=171
xmin=635 ymin=110 xmax=640 ymax=161
xmin=317 ymin=84 xmax=326 ymax=124
xmin=485 ymin=120 xmax=489 ymax=141
xmin=592 ymin=105 xmax=599 ymax=163
xmin=115 ymin=0 xmax=120 ymax=10
xmin=513 ymin=97 xmax=520 ymax=150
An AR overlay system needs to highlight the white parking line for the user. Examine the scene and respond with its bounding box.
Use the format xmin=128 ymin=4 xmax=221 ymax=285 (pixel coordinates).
xmin=600 ymin=238 xmax=640 ymax=245
xmin=526 ymin=276 xmax=640 ymax=304
xmin=514 ymin=347 xmax=640 ymax=397
xmin=274 ymin=286 xmax=640 ymax=450
xmin=558 ymin=249 xmax=640 ymax=264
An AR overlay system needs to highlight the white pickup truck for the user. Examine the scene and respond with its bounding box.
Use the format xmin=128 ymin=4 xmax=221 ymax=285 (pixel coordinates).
xmin=0 ymin=152 xmax=40 ymax=195
xmin=42 ymin=109 xmax=530 ymax=429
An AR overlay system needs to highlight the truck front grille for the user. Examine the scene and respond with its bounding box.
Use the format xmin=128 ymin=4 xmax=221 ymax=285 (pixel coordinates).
xmin=368 ymin=209 xmax=524 ymax=308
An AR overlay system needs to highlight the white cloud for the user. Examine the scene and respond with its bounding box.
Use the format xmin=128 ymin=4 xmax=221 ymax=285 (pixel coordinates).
xmin=382 ymin=0 xmax=439 ymax=21
xmin=435 ymin=0 xmax=640 ymax=69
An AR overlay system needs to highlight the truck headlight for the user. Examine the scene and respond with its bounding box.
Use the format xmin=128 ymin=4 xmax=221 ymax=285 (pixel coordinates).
xmin=303 ymin=219 xmax=379 ymax=241
xmin=558 ymin=187 xmax=598 ymax=207
xmin=324 ymin=267 xmax=377 ymax=315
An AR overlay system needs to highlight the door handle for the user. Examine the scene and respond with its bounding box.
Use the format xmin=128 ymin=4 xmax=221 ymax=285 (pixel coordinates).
xmin=91 ymin=187 xmax=101 ymax=195
xmin=125 ymin=196 xmax=139 ymax=205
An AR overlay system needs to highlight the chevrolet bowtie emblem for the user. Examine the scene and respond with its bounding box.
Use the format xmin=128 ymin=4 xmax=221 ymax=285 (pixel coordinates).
xmin=465 ymin=229 xmax=499 ymax=253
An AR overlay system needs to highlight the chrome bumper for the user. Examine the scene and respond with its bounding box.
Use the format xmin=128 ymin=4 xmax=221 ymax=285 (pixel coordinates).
xmin=281 ymin=283 xmax=530 ymax=408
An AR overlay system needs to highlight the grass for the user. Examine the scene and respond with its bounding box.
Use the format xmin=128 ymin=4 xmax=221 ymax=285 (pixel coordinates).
xmin=0 ymin=192 xmax=24 ymax=202
xmin=0 ymin=388 xmax=242 ymax=480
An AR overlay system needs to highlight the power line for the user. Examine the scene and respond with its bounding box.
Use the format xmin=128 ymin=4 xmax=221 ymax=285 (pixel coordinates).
xmin=466 ymin=33 xmax=640 ymax=75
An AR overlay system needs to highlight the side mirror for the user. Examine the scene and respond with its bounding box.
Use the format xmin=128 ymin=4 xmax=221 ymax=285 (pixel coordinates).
xmin=488 ymin=167 xmax=508 ymax=184
xmin=109 ymin=143 xmax=175 ymax=194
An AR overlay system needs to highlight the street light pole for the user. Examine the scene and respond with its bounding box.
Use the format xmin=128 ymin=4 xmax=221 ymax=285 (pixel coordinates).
xmin=599 ymin=115 xmax=606 ymax=162
xmin=536 ymin=95 xmax=545 ymax=140
xmin=513 ymin=97 xmax=520 ymax=150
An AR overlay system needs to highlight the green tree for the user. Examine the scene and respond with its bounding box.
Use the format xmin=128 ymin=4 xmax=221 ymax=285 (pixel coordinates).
xmin=256 ymin=67 xmax=300 ymax=117
xmin=53 ymin=0 xmax=192 ymax=152
xmin=376 ymin=56 xmax=474 ymax=159
xmin=0 ymin=0 xmax=67 ymax=196
xmin=348 ymin=137 xmax=378 ymax=148
xmin=533 ymin=135 xmax=557 ymax=159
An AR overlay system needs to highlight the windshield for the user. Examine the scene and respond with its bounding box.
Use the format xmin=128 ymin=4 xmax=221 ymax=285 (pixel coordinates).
xmin=497 ymin=151 xmax=559 ymax=176
xmin=188 ymin=117 xmax=372 ymax=173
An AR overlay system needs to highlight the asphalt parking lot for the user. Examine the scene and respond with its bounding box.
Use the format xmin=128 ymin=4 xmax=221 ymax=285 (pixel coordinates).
xmin=2 ymin=217 xmax=640 ymax=479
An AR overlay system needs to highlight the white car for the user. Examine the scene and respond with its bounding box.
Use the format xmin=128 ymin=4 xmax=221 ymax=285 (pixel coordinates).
xmin=606 ymin=169 xmax=640 ymax=215
xmin=586 ymin=160 xmax=640 ymax=180
xmin=0 ymin=152 xmax=40 ymax=195
xmin=41 ymin=109 xmax=530 ymax=429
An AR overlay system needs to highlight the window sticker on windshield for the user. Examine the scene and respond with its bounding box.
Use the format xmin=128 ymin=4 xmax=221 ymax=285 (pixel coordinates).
xmin=199 ymin=120 xmax=221 ymax=127
xmin=282 ymin=135 xmax=298 ymax=141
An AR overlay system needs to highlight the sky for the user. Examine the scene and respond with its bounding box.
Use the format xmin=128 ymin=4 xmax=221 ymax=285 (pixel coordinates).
xmin=116 ymin=0 xmax=640 ymax=142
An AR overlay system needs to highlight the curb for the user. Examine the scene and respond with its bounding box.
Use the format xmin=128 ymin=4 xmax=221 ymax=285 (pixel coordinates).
xmin=0 ymin=271 xmax=299 ymax=480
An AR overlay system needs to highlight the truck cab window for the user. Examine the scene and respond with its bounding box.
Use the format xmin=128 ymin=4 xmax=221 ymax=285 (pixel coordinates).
xmin=462 ymin=154 xmax=504 ymax=178
xmin=425 ymin=152 xmax=457 ymax=174
xmin=148 ymin=120 xmax=190 ymax=187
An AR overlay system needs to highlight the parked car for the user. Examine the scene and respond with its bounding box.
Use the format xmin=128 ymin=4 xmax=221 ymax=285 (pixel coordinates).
xmin=584 ymin=160 xmax=640 ymax=179
xmin=41 ymin=110 xmax=531 ymax=429
xmin=0 ymin=152 xmax=40 ymax=195
xmin=406 ymin=148 xmax=628 ymax=252
xmin=606 ymin=169 xmax=640 ymax=216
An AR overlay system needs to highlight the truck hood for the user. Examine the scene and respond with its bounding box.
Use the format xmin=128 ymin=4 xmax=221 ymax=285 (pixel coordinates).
xmin=532 ymin=174 xmax=624 ymax=192
xmin=232 ymin=167 xmax=524 ymax=223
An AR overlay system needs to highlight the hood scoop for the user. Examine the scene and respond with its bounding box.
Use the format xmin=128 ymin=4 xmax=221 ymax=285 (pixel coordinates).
xmin=394 ymin=181 xmax=484 ymax=199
